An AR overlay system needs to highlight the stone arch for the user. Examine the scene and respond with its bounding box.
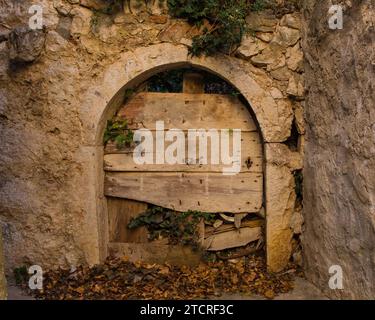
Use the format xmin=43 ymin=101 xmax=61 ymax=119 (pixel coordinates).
xmin=79 ymin=43 xmax=298 ymax=272
xmin=79 ymin=43 xmax=288 ymax=147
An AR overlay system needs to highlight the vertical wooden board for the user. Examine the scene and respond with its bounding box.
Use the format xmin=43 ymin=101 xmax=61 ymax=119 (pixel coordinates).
xmin=107 ymin=198 xmax=148 ymax=243
xmin=183 ymin=72 xmax=205 ymax=93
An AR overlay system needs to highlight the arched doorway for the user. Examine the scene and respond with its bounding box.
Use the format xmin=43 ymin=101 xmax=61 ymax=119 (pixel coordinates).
xmin=82 ymin=43 xmax=301 ymax=272
xmin=103 ymin=69 xmax=265 ymax=262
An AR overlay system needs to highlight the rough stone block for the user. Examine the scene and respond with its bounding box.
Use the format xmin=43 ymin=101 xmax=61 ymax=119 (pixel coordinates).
xmin=8 ymin=26 xmax=46 ymax=63
xmin=265 ymin=143 xmax=300 ymax=272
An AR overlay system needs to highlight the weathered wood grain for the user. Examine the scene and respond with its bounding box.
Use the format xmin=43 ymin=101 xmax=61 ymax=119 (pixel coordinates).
xmin=104 ymin=130 xmax=263 ymax=160
xmin=107 ymin=198 xmax=148 ymax=243
xmin=104 ymin=154 xmax=263 ymax=173
xmin=105 ymin=172 xmax=263 ymax=213
xmin=205 ymin=219 xmax=264 ymax=237
xmin=104 ymin=130 xmax=263 ymax=173
xmin=116 ymin=92 xmax=258 ymax=131
xmin=104 ymin=130 xmax=262 ymax=173
xmin=183 ymin=72 xmax=205 ymax=93
xmin=204 ymin=226 xmax=262 ymax=251
xmin=105 ymin=91 xmax=263 ymax=215
xmin=108 ymin=243 xmax=202 ymax=267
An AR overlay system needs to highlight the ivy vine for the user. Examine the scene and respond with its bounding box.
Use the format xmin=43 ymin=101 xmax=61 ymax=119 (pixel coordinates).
xmin=103 ymin=119 xmax=134 ymax=148
xmin=128 ymin=206 xmax=216 ymax=248
xmin=92 ymin=0 xmax=302 ymax=56
xmin=167 ymin=0 xmax=265 ymax=56
xmin=95 ymin=0 xmax=265 ymax=56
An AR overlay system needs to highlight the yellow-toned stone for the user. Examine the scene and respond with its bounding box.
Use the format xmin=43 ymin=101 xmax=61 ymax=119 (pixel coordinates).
xmin=246 ymin=12 xmax=278 ymax=32
xmin=265 ymin=145 xmax=297 ymax=272
xmin=286 ymin=43 xmax=304 ymax=72
xmin=280 ymin=13 xmax=301 ymax=30
xmin=0 ymin=2 xmax=305 ymax=278
xmin=70 ymin=6 xmax=93 ymax=36
xmin=272 ymin=26 xmax=301 ymax=48
xmin=237 ymin=36 xmax=267 ymax=59
xmin=287 ymin=73 xmax=304 ymax=98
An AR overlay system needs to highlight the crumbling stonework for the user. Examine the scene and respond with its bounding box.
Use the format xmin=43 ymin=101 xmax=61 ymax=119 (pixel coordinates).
xmin=302 ymin=0 xmax=374 ymax=299
xmin=0 ymin=0 xmax=304 ymax=275
xmin=8 ymin=26 xmax=46 ymax=63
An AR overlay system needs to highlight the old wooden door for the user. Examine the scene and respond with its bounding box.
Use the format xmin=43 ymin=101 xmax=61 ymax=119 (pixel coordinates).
xmin=104 ymin=73 xmax=263 ymax=247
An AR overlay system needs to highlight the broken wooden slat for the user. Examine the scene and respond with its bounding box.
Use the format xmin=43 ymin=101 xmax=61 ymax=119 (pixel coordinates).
xmin=234 ymin=213 xmax=248 ymax=229
xmin=104 ymin=172 xmax=263 ymax=213
xmin=108 ymin=243 xmax=202 ymax=267
xmin=116 ymin=92 xmax=258 ymax=131
xmin=107 ymin=198 xmax=148 ymax=243
xmin=197 ymin=219 xmax=205 ymax=246
xmin=204 ymin=227 xmax=262 ymax=251
xmin=205 ymin=219 xmax=264 ymax=237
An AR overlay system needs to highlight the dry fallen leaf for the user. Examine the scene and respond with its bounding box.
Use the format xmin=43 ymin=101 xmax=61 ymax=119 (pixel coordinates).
xmin=264 ymin=289 xmax=275 ymax=300
xmin=30 ymin=253 xmax=299 ymax=300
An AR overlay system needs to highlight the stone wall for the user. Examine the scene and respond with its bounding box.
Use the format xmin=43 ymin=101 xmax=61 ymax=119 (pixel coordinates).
xmin=0 ymin=231 xmax=7 ymax=300
xmin=0 ymin=0 xmax=304 ymax=274
xmin=302 ymin=0 xmax=374 ymax=299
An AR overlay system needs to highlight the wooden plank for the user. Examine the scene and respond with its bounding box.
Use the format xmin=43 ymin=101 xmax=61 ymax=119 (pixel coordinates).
xmin=204 ymin=226 xmax=262 ymax=251
xmin=104 ymin=131 xmax=263 ymax=173
xmin=205 ymin=219 xmax=264 ymax=237
xmin=108 ymin=243 xmax=202 ymax=267
xmin=183 ymin=72 xmax=205 ymax=93
xmin=104 ymin=154 xmax=263 ymax=173
xmin=116 ymin=92 xmax=258 ymax=131
xmin=107 ymin=198 xmax=148 ymax=243
xmin=105 ymin=172 xmax=263 ymax=213
xmin=104 ymin=130 xmax=262 ymax=156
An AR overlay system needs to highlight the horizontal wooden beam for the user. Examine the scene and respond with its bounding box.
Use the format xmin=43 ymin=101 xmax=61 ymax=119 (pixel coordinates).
xmin=105 ymin=172 xmax=263 ymax=213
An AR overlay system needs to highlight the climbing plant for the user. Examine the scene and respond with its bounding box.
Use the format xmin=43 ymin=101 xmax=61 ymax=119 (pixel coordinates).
xmin=103 ymin=119 xmax=134 ymax=148
xmin=101 ymin=0 xmax=125 ymax=14
xmin=167 ymin=0 xmax=265 ymax=56
xmin=93 ymin=0 xmax=302 ymax=56
xmin=146 ymin=68 xmax=240 ymax=94
xmin=147 ymin=69 xmax=184 ymax=92
xmin=128 ymin=206 xmax=216 ymax=248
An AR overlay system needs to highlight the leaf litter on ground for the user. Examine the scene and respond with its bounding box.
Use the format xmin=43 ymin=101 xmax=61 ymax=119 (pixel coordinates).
xmin=25 ymin=253 xmax=303 ymax=300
